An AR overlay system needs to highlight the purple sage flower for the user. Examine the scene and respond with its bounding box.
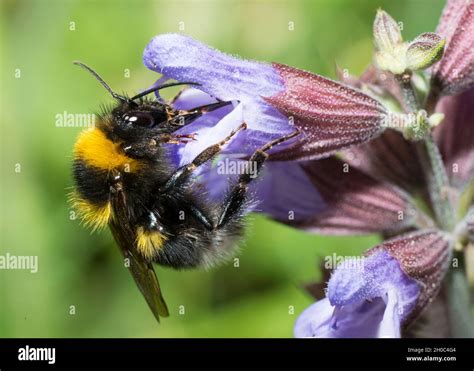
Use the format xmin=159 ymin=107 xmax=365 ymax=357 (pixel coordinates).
xmin=254 ymin=156 xmax=431 ymax=234
xmin=433 ymin=86 xmax=474 ymax=188
xmin=295 ymin=231 xmax=451 ymax=338
xmin=288 ymin=4 xmax=472 ymax=338
xmin=430 ymin=0 xmax=474 ymax=97
xmin=137 ymin=1 xmax=473 ymax=338
xmin=143 ymin=33 xmax=391 ymax=165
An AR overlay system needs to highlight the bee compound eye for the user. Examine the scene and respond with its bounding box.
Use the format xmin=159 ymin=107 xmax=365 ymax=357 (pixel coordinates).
xmin=122 ymin=111 xmax=154 ymax=128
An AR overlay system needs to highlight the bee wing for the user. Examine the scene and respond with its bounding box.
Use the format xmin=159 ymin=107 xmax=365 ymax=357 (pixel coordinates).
xmin=109 ymin=210 xmax=169 ymax=322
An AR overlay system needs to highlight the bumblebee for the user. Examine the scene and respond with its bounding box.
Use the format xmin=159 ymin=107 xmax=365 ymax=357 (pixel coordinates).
xmin=71 ymin=61 xmax=298 ymax=321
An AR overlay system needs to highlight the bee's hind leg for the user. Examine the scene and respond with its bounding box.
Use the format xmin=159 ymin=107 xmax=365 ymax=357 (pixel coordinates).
xmin=160 ymin=123 xmax=298 ymax=232
xmin=158 ymin=123 xmax=248 ymax=231
xmin=159 ymin=122 xmax=247 ymax=194
xmin=216 ymin=131 xmax=300 ymax=228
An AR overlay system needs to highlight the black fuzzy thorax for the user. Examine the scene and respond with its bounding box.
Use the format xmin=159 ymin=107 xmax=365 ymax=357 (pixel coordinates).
xmin=73 ymin=107 xmax=246 ymax=269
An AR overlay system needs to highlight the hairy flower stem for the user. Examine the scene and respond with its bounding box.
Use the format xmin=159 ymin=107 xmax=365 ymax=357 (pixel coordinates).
xmin=398 ymin=73 xmax=419 ymax=113
xmin=398 ymin=74 xmax=454 ymax=231
xmin=423 ymin=135 xmax=455 ymax=231
xmin=398 ymin=73 xmax=471 ymax=338
xmin=445 ymin=265 xmax=474 ymax=337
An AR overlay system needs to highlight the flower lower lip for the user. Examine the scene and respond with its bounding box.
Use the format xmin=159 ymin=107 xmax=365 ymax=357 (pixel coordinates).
xmin=177 ymin=100 xmax=236 ymax=126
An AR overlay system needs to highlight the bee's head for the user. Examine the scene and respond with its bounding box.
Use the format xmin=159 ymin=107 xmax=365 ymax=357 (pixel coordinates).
xmin=73 ymin=61 xmax=198 ymax=140
xmin=108 ymin=99 xmax=177 ymax=141
xmin=71 ymin=61 xmax=197 ymax=229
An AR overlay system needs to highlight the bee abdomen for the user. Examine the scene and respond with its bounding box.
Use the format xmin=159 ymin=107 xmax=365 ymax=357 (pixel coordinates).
xmin=72 ymin=159 xmax=111 ymax=204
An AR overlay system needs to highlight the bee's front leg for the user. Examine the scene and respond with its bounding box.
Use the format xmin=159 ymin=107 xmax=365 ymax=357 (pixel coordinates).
xmin=121 ymin=138 xmax=160 ymax=158
xmin=216 ymin=131 xmax=300 ymax=228
xmin=158 ymin=122 xmax=247 ymax=194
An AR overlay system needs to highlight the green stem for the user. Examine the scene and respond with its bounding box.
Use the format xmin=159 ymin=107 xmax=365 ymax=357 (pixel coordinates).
xmin=423 ymin=134 xmax=455 ymax=230
xmin=398 ymin=74 xmax=419 ymax=112
xmin=398 ymin=73 xmax=471 ymax=338
xmin=445 ymin=264 xmax=474 ymax=337
xmin=398 ymin=74 xmax=454 ymax=231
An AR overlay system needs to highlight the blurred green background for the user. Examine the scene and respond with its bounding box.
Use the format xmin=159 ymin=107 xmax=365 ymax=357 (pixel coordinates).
xmin=0 ymin=0 xmax=445 ymax=337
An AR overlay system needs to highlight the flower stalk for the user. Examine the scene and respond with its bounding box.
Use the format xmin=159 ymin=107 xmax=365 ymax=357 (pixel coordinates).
xmin=423 ymin=134 xmax=454 ymax=231
xmin=397 ymin=73 xmax=419 ymax=112
xmin=397 ymin=73 xmax=454 ymax=231
xmin=396 ymin=48 xmax=471 ymax=338
xmin=445 ymin=266 xmax=474 ymax=337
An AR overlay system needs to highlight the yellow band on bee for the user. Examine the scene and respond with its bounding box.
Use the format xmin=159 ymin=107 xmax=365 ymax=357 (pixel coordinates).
xmin=136 ymin=227 xmax=167 ymax=260
xmin=69 ymin=191 xmax=111 ymax=231
xmin=74 ymin=127 xmax=141 ymax=172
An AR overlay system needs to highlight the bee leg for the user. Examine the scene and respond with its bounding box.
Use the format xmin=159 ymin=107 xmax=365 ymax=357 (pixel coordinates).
xmin=217 ymin=131 xmax=300 ymax=228
xmin=159 ymin=133 xmax=198 ymax=145
xmin=187 ymin=204 xmax=214 ymax=231
xmin=169 ymin=101 xmax=234 ymax=128
xmin=159 ymin=123 xmax=247 ymax=193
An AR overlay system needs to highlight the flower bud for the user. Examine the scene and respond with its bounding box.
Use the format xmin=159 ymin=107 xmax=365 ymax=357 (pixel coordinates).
xmin=374 ymin=11 xmax=446 ymax=75
xmin=406 ymin=33 xmax=445 ymax=71
xmin=373 ymin=10 xmax=407 ymax=75
xmin=373 ymin=9 xmax=403 ymax=52
xmin=427 ymin=112 xmax=444 ymax=128
xmin=374 ymin=48 xmax=408 ymax=75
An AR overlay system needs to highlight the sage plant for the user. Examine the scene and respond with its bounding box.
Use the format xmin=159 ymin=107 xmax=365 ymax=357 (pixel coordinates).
xmin=142 ymin=0 xmax=473 ymax=338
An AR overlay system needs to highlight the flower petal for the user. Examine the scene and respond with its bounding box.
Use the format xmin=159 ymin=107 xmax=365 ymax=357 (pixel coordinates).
xmin=366 ymin=229 xmax=452 ymax=325
xmin=295 ymin=250 xmax=420 ymax=338
xmin=164 ymin=88 xmax=235 ymax=166
xmin=344 ymin=129 xmax=425 ymax=193
xmin=293 ymin=299 xmax=334 ymax=338
xmin=328 ymin=250 xmax=420 ymax=323
xmin=172 ymin=103 xmax=245 ymax=166
xmin=253 ymin=161 xmax=327 ymax=221
xmin=337 ymin=64 xmax=407 ymax=111
xmin=194 ymin=159 xmax=327 ymax=221
xmin=143 ymin=34 xmax=295 ymax=159
xmin=294 ymin=298 xmax=388 ymax=338
xmin=431 ymin=0 xmax=474 ymax=96
xmin=171 ymin=87 xmax=218 ymax=110
xmin=279 ymin=157 xmax=426 ymax=235
xmin=433 ymin=86 xmax=474 ymax=189
xmin=378 ymin=289 xmax=402 ymax=338
xmin=144 ymin=34 xmax=284 ymax=101
xmin=297 ymin=221 xmax=452 ymax=338
xmin=267 ymin=63 xmax=387 ymax=161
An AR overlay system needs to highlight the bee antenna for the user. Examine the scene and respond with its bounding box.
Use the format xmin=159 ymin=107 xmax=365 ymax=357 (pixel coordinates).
xmin=73 ymin=61 xmax=128 ymax=103
xmin=130 ymin=81 xmax=201 ymax=101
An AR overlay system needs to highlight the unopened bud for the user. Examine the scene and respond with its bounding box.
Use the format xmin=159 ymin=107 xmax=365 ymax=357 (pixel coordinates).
xmin=373 ymin=9 xmax=403 ymax=53
xmin=373 ymin=10 xmax=407 ymax=75
xmin=406 ymin=33 xmax=445 ymax=71
xmin=373 ymin=11 xmax=446 ymax=76
xmin=427 ymin=112 xmax=445 ymax=128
